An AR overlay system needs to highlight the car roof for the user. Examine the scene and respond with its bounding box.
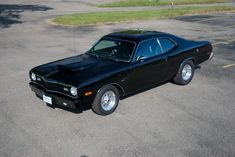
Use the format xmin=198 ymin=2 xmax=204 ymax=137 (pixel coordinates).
xmin=105 ymin=30 xmax=167 ymax=43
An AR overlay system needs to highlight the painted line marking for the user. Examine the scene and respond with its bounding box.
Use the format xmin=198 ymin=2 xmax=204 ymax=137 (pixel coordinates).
xmin=194 ymin=16 xmax=227 ymax=23
xmin=213 ymin=39 xmax=235 ymax=46
xmin=223 ymin=64 xmax=235 ymax=68
xmin=212 ymin=41 xmax=228 ymax=46
xmin=225 ymin=24 xmax=235 ymax=28
xmin=193 ymin=16 xmax=235 ymax=29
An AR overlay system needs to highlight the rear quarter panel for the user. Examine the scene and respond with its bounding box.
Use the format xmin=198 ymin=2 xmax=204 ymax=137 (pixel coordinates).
xmin=167 ymin=36 xmax=212 ymax=77
xmin=193 ymin=41 xmax=213 ymax=65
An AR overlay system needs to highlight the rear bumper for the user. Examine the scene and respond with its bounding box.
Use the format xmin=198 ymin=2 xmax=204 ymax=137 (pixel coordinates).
xmin=30 ymin=83 xmax=80 ymax=109
xmin=209 ymin=52 xmax=214 ymax=60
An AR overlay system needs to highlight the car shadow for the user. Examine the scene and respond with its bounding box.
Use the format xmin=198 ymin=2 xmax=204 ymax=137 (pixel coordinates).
xmin=47 ymin=103 xmax=91 ymax=114
xmin=48 ymin=80 xmax=175 ymax=114
xmin=0 ymin=4 xmax=53 ymax=28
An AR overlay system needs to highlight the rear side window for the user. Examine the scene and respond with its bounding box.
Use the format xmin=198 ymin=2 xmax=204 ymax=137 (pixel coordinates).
xmin=159 ymin=38 xmax=176 ymax=53
xmin=135 ymin=39 xmax=162 ymax=60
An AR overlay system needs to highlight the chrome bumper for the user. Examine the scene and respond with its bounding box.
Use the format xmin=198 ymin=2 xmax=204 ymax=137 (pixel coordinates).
xmin=209 ymin=52 xmax=214 ymax=60
xmin=30 ymin=83 xmax=79 ymax=109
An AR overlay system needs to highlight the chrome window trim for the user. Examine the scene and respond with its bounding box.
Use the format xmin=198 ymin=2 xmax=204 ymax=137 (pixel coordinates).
xmin=132 ymin=38 xmax=162 ymax=62
xmin=157 ymin=38 xmax=164 ymax=54
xmin=157 ymin=37 xmax=177 ymax=53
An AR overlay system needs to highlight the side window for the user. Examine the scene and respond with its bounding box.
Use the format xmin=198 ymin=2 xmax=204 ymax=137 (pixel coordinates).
xmin=135 ymin=39 xmax=162 ymax=60
xmin=158 ymin=38 xmax=176 ymax=53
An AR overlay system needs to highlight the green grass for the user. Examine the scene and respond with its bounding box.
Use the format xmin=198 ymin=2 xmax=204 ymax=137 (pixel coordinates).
xmin=52 ymin=6 xmax=235 ymax=27
xmin=98 ymin=0 xmax=228 ymax=7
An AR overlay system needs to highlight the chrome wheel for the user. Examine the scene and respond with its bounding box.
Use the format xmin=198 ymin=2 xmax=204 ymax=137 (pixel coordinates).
xmin=181 ymin=64 xmax=192 ymax=81
xmin=101 ymin=90 xmax=116 ymax=111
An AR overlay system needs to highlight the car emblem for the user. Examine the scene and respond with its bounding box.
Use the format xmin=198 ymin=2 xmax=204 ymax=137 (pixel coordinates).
xmin=63 ymin=87 xmax=69 ymax=92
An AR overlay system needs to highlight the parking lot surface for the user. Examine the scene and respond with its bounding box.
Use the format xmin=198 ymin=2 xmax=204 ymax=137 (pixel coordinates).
xmin=0 ymin=1 xmax=235 ymax=157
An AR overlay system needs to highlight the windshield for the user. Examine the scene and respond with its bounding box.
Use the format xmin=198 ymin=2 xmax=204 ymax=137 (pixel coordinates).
xmin=88 ymin=38 xmax=135 ymax=62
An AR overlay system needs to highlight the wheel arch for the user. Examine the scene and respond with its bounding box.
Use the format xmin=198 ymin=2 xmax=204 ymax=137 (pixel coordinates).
xmin=173 ymin=57 xmax=195 ymax=78
xmin=173 ymin=57 xmax=195 ymax=85
xmin=96 ymin=83 xmax=125 ymax=98
xmin=180 ymin=57 xmax=196 ymax=67
xmin=111 ymin=83 xmax=125 ymax=98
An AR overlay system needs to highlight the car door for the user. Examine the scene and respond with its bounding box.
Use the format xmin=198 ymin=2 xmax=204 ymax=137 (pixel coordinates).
xmin=127 ymin=38 xmax=169 ymax=93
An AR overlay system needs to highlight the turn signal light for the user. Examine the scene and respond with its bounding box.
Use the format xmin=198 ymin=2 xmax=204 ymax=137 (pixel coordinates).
xmin=85 ymin=91 xmax=92 ymax=96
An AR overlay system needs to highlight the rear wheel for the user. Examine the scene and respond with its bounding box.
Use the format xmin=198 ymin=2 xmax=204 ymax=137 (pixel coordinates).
xmin=173 ymin=60 xmax=195 ymax=85
xmin=92 ymin=85 xmax=119 ymax=115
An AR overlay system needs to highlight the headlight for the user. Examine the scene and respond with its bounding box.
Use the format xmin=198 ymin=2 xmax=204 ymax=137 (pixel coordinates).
xmin=70 ymin=86 xmax=77 ymax=96
xmin=31 ymin=73 xmax=36 ymax=81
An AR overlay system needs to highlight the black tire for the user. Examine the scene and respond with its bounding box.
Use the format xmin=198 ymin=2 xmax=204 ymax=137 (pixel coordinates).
xmin=173 ymin=60 xmax=195 ymax=85
xmin=92 ymin=85 xmax=119 ymax=116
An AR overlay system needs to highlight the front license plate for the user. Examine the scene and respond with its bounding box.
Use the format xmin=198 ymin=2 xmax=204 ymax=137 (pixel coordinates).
xmin=43 ymin=95 xmax=52 ymax=105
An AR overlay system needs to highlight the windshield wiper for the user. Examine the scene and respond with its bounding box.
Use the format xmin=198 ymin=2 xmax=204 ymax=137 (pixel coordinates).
xmin=87 ymin=52 xmax=99 ymax=58
xmin=87 ymin=52 xmax=128 ymax=63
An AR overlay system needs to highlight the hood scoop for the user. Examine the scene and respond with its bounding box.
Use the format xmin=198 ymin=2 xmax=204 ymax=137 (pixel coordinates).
xmin=57 ymin=61 xmax=95 ymax=73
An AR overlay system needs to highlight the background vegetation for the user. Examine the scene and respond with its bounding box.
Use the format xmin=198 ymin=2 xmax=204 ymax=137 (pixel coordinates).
xmin=52 ymin=6 xmax=235 ymax=27
xmin=98 ymin=0 xmax=228 ymax=7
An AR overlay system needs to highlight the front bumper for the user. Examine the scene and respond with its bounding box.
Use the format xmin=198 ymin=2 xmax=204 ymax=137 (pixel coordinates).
xmin=30 ymin=83 xmax=80 ymax=109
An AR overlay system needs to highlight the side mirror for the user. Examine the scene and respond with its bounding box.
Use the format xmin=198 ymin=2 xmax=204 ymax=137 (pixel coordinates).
xmin=136 ymin=56 xmax=146 ymax=62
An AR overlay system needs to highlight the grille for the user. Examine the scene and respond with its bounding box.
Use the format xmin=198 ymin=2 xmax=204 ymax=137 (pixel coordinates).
xmin=33 ymin=75 xmax=74 ymax=98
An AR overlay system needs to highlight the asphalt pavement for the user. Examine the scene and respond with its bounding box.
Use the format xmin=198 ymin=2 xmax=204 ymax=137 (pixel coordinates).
xmin=0 ymin=1 xmax=235 ymax=157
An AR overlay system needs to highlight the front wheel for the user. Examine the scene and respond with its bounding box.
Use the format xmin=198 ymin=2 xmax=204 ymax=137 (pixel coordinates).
xmin=173 ymin=60 xmax=195 ymax=85
xmin=92 ymin=85 xmax=119 ymax=116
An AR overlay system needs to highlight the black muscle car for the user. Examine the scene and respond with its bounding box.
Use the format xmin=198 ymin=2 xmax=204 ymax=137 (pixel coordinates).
xmin=29 ymin=30 xmax=213 ymax=115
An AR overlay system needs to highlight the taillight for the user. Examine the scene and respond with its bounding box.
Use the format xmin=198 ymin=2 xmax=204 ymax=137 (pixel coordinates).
xmin=207 ymin=44 xmax=213 ymax=55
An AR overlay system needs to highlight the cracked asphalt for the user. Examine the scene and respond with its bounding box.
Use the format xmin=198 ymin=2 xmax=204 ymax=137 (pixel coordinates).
xmin=0 ymin=1 xmax=235 ymax=157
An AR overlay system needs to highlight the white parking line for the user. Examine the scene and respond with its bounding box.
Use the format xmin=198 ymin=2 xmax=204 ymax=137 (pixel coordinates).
xmin=212 ymin=39 xmax=235 ymax=46
xmin=223 ymin=64 xmax=235 ymax=68
xmin=194 ymin=16 xmax=235 ymax=29
xmin=225 ymin=24 xmax=235 ymax=28
xmin=194 ymin=16 xmax=223 ymax=23
xmin=212 ymin=41 xmax=229 ymax=46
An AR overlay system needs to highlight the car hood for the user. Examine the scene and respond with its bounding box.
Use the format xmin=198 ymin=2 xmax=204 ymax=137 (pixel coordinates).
xmin=31 ymin=54 xmax=126 ymax=87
